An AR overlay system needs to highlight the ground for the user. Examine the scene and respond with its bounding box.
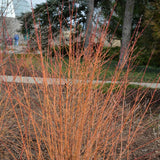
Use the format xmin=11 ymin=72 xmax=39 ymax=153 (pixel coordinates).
xmin=1 ymin=54 xmax=160 ymax=82
xmin=0 ymin=54 xmax=160 ymax=159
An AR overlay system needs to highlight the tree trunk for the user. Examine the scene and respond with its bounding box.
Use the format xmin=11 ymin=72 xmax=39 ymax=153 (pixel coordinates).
xmin=84 ymin=0 xmax=94 ymax=49
xmin=119 ymin=0 xmax=135 ymax=67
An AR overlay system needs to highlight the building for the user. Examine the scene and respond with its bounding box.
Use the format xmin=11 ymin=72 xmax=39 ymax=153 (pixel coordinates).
xmin=0 ymin=0 xmax=31 ymax=42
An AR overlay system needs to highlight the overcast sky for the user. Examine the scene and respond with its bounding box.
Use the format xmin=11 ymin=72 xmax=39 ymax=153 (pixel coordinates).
xmin=27 ymin=0 xmax=47 ymax=7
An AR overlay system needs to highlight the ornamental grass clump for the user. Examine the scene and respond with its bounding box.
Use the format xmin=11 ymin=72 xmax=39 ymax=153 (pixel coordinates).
xmin=0 ymin=1 xmax=159 ymax=160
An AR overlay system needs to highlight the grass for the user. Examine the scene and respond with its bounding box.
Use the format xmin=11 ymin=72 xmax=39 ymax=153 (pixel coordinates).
xmin=101 ymin=60 xmax=160 ymax=82
xmin=8 ymin=54 xmax=159 ymax=83
xmin=45 ymin=56 xmax=160 ymax=83
xmin=100 ymin=83 xmax=147 ymax=94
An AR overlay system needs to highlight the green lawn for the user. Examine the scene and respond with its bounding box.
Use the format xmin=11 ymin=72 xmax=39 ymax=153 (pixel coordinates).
xmin=44 ymin=57 xmax=160 ymax=82
xmin=9 ymin=54 xmax=159 ymax=83
xmin=101 ymin=60 xmax=160 ymax=82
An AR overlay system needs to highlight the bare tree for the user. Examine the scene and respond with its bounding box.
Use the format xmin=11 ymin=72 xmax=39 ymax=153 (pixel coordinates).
xmin=119 ymin=0 xmax=135 ymax=67
xmin=0 ymin=0 xmax=15 ymax=51
xmin=1 ymin=0 xmax=7 ymax=51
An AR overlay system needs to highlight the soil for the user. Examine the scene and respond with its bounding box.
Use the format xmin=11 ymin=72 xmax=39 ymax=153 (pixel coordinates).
xmin=125 ymin=88 xmax=160 ymax=159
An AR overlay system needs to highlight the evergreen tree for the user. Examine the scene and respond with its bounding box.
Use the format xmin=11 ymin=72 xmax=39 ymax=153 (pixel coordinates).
xmin=18 ymin=0 xmax=88 ymax=48
xmin=99 ymin=0 xmax=148 ymax=39
xmin=141 ymin=0 xmax=160 ymax=66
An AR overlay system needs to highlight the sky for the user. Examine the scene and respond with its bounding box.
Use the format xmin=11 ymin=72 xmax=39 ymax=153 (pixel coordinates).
xmin=0 ymin=0 xmax=47 ymax=18
xmin=27 ymin=0 xmax=47 ymax=7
